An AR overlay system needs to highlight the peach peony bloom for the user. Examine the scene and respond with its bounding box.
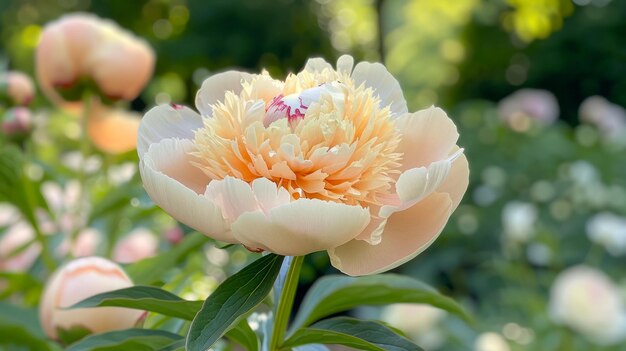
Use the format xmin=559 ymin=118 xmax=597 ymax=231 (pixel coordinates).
xmin=39 ymin=256 xmax=144 ymax=340
xmin=88 ymin=104 xmax=141 ymax=154
xmin=36 ymin=13 xmax=154 ymax=105
xmin=137 ymin=56 xmax=469 ymax=276
xmin=1 ymin=71 xmax=35 ymax=106
xmin=549 ymin=266 xmax=626 ymax=345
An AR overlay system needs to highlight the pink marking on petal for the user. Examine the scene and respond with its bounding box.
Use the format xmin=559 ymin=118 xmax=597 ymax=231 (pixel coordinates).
xmin=170 ymin=103 xmax=184 ymax=110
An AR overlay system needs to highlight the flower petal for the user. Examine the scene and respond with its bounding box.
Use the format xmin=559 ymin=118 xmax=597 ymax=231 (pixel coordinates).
xmin=304 ymin=57 xmax=333 ymax=73
xmin=140 ymin=138 xmax=233 ymax=242
xmin=231 ymin=199 xmax=371 ymax=256
xmin=437 ymin=151 xmax=469 ymax=210
xmin=351 ymin=61 xmax=408 ymax=118
xmin=195 ymin=70 xmax=253 ymax=116
xmin=328 ymin=192 xmax=453 ymax=276
xmin=394 ymin=106 xmax=459 ymax=171
xmin=204 ymin=176 xmax=258 ymax=222
xmin=137 ymin=104 xmax=203 ymax=158
xmin=336 ymin=55 xmax=354 ymax=76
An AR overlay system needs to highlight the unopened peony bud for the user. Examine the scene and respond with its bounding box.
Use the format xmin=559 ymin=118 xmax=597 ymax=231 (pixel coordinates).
xmin=39 ymin=257 xmax=144 ymax=340
xmin=113 ymin=228 xmax=159 ymax=264
xmin=549 ymin=265 xmax=626 ymax=345
xmin=1 ymin=107 xmax=32 ymax=139
xmin=36 ymin=13 xmax=154 ymax=105
xmin=0 ymin=71 xmax=35 ymax=106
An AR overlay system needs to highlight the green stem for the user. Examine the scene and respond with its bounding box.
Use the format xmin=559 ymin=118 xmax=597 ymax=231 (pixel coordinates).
xmin=269 ymin=255 xmax=304 ymax=351
xmin=68 ymin=92 xmax=93 ymax=250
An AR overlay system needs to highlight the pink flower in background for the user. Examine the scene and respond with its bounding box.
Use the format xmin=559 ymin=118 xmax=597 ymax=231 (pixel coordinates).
xmin=0 ymin=220 xmax=41 ymax=273
xmin=497 ymin=89 xmax=559 ymax=130
xmin=113 ymin=228 xmax=159 ymax=264
xmin=1 ymin=107 xmax=32 ymax=138
xmin=579 ymin=96 xmax=626 ymax=139
xmin=36 ymin=13 xmax=155 ymax=105
xmin=39 ymin=257 xmax=144 ymax=340
xmin=0 ymin=71 xmax=35 ymax=106
xmin=138 ymin=55 xmax=469 ymax=276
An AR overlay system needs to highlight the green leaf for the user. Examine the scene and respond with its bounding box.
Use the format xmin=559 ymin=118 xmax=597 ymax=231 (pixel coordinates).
xmin=65 ymin=329 xmax=182 ymax=351
xmin=291 ymin=274 xmax=472 ymax=332
xmin=186 ymin=254 xmax=284 ymax=351
xmin=225 ymin=319 xmax=259 ymax=351
xmin=126 ymin=232 xmax=211 ymax=284
xmin=283 ymin=317 xmax=424 ymax=351
xmin=69 ymin=286 xmax=203 ymax=320
xmin=0 ymin=319 xmax=57 ymax=351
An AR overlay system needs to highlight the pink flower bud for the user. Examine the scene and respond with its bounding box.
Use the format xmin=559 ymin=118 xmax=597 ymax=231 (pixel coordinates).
xmin=39 ymin=257 xmax=144 ymax=340
xmin=113 ymin=228 xmax=159 ymax=264
xmin=36 ymin=13 xmax=155 ymax=105
xmin=1 ymin=71 xmax=35 ymax=105
xmin=1 ymin=107 xmax=32 ymax=138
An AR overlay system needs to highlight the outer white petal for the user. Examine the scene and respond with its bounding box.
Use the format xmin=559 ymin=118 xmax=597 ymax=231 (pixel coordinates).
xmin=437 ymin=150 xmax=469 ymax=210
xmin=304 ymin=57 xmax=333 ymax=73
xmin=394 ymin=106 xmax=459 ymax=171
xmin=195 ymin=70 xmax=253 ymax=116
xmin=328 ymin=192 xmax=453 ymax=276
xmin=351 ymin=61 xmax=408 ymax=118
xmin=336 ymin=55 xmax=354 ymax=76
xmin=231 ymin=199 xmax=371 ymax=256
xmin=137 ymin=104 xmax=203 ymax=158
xmin=205 ymin=176 xmax=258 ymax=222
xmin=140 ymin=138 xmax=234 ymax=242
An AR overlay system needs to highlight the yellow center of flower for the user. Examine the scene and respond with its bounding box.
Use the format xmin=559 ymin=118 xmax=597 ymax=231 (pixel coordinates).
xmin=190 ymin=69 xmax=402 ymax=206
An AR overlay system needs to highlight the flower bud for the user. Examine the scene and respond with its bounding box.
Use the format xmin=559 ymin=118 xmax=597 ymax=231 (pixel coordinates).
xmin=113 ymin=228 xmax=159 ymax=264
xmin=0 ymin=71 xmax=35 ymax=106
xmin=39 ymin=257 xmax=144 ymax=340
xmin=36 ymin=13 xmax=155 ymax=106
xmin=1 ymin=107 xmax=32 ymax=140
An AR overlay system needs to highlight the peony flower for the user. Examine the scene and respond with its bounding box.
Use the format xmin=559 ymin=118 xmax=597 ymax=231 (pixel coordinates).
xmin=39 ymin=256 xmax=145 ymax=340
xmin=501 ymin=201 xmax=538 ymax=243
xmin=381 ymin=303 xmax=446 ymax=349
xmin=113 ymin=228 xmax=159 ymax=263
xmin=0 ymin=71 xmax=35 ymax=106
xmin=137 ymin=55 xmax=469 ymax=276
xmin=497 ymin=89 xmax=559 ymax=131
xmin=88 ymin=105 xmax=141 ymax=154
xmin=549 ymin=265 xmax=626 ymax=345
xmin=1 ymin=107 xmax=32 ymax=139
xmin=36 ymin=13 xmax=154 ymax=106
xmin=579 ymin=96 xmax=626 ymax=139
xmin=586 ymin=212 xmax=626 ymax=256
xmin=474 ymin=332 xmax=511 ymax=351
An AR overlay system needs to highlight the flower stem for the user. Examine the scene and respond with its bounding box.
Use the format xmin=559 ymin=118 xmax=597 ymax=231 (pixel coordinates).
xmin=268 ymin=255 xmax=304 ymax=351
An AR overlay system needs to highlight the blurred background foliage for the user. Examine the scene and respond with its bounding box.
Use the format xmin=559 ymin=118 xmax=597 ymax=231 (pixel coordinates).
xmin=1 ymin=0 xmax=626 ymax=350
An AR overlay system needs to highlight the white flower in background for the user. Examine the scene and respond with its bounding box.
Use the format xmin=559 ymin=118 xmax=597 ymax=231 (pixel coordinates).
xmin=474 ymin=332 xmax=511 ymax=351
xmin=39 ymin=257 xmax=145 ymax=340
xmin=113 ymin=228 xmax=159 ymax=263
xmin=137 ymin=55 xmax=469 ymax=276
xmin=61 ymin=152 xmax=102 ymax=174
xmin=549 ymin=265 xmax=626 ymax=345
xmin=579 ymin=96 xmax=626 ymax=139
xmin=107 ymin=162 xmax=137 ymax=186
xmin=502 ymin=201 xmax=538 ymax=243
xmin=497 ymin=89 xmax=559 ymax=131
xmin=381 ymin=303 xmax=446 ymax=350
xmin=586 ymin=212 xmax=626 ymax=256
xmin=40 ymin=180 xmax=87 ymax=234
